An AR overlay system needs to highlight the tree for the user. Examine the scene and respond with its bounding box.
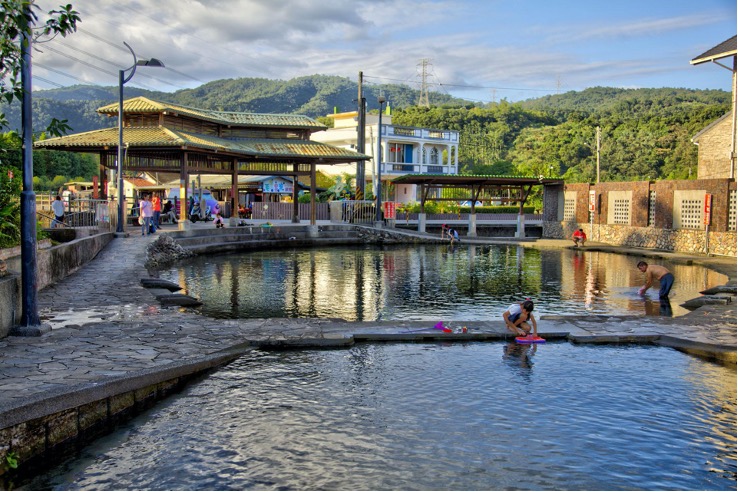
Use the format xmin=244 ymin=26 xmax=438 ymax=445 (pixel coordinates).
xmin=0 ymin=1 xmax=80 ymax=135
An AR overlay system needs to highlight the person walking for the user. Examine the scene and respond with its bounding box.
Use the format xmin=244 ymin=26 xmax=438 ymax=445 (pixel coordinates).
xmin=51 ymin=195 xmax=65 ymax=228
xmin=139 ymin=194 xmax=154 ymax=236
xmin=637 ymin=261 xmax=674 ymax=299
xmin=151 ymin=193 xmax=162 ymax=231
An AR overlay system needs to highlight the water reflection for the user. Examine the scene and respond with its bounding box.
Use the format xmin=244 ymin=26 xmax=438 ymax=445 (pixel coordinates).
xmin=160 ymin=245 xmax=727 ymax=321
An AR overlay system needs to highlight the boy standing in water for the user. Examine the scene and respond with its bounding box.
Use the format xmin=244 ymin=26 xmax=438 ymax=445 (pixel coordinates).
xmin=503 ymin=299 xmax=538 ymax=337
xmin=637 ymin=261 xmax=674 ymax=298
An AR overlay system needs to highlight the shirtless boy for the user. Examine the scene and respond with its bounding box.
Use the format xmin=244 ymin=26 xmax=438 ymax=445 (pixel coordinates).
xmin=637 ymin=261 xmax=674 ymax=299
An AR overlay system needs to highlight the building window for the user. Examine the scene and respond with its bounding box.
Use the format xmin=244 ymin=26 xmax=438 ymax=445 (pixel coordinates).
xmin=422 ymin=147 xmax=427 ymax=164
xmin=564 ymin=198 xmax=576 ymax=221
xmin=648 ymin=190 xmax=656 ymax=227
xmin=389 ymin=144 xmax=405 ymax=163
xmin=729 ymin=190 xmax=736 ymax=231
xmin=679 ymin=199 xmax=702 ymax=230
xmin=613 ymin=199 xmax=630 ymax=225
xmin=429 ymin=148 xmax=439 ymax=165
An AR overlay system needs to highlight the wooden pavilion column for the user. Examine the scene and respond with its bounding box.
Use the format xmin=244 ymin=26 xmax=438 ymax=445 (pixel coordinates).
xmin=179 ymin=152 xmax=188 ymax=230
xmin=292 ymin=163 xmax=300 ymax=223
xmin=230 ymin=157 xmax=238 ymax=225
xmin=310 ymin=163 xmax=316 ymax=225
xmin=99 ymin=152 xmax=108 ymax=199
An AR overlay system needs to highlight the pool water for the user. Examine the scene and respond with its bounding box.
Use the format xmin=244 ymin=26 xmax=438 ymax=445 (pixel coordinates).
xmin=24 ymin=343 xmax=737 ymax=490
xmin=160 ymin=244 xmax=727 ymax=320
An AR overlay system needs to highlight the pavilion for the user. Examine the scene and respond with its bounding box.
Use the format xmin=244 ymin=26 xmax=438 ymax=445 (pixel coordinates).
xmin=391 ymin=174 xmax=564 ymax=237
xmin=34 ymin=97 xmax=370 ymax=226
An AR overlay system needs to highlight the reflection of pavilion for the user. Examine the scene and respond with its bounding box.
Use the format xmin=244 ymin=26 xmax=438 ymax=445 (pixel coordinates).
xmin=35 ymin=97 xmax=369 ymax=226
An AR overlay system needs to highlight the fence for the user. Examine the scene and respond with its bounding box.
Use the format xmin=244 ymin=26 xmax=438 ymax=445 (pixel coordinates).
xmin=250 ymin=202 xmax=330 ymax=221
xmin=36 ymin=196 xmax=116 ymax=230
xmin=328 ymin=201 xmax=379 ymax=224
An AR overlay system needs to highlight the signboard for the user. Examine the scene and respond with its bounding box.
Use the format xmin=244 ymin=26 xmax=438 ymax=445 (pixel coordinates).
xmin=384 ymin=201 xmax=397 ymax=219
xmin=704 ymin=193 xmax=712 ymax=225
xmin=262 ymin=178 xmax=293 ymax=194
xmin=588 ymin=190 xmax=596 ymax=212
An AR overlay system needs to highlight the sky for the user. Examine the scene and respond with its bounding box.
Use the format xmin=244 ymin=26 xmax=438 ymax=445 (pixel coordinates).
xmin=31 ymin=0 xmax=737 ymax=104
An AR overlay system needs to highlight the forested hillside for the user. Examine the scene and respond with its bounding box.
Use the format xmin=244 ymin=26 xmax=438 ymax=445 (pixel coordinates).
xmin=0 ymin=75 xmax=731 ymax=184
xmin=393 ymin=87 xmax=730 ymax=182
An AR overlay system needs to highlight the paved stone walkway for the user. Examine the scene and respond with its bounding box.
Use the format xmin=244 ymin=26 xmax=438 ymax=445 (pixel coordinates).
xmin=0 ymin=224 xmax=735 ymax=424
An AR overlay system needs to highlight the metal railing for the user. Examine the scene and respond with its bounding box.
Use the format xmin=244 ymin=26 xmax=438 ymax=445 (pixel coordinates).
xmin=36 ymin=196 xmax=116 ymax=230
xmin=329 ymin=200 xmax=378 ymax=224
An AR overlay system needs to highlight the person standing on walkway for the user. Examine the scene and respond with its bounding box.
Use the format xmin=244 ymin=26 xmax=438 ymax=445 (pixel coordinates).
xmin=51 ymin=195 xmax=65 ymax=228
xmin=151 ymin=193 xmax=162 ymax=231
xmin=140 ymin=194 xmax=154 ymax=236
xmin=637 ymin=261 xmax=674 ymax=298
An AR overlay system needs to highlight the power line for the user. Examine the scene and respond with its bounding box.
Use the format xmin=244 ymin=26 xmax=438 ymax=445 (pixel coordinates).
xmin=363 ymin=74 xmax=557 ymax=93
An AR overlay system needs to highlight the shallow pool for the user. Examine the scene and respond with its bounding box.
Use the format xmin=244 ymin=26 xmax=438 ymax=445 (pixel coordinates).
xmin=160 ymin=244 xmax=727 ymax=320
xmin=25 ymin=343 xmax=737 ymax=490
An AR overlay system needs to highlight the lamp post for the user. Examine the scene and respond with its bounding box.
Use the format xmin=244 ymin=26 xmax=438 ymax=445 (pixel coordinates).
xmin=116 ymin=42 xmax=164 ymax=235
xmin=375 ymin=94 xmax=386 ymax=225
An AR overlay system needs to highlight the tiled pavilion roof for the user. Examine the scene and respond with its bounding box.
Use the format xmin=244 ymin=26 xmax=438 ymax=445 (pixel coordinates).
xmin=96 ymin=97 xmax=327 ymax=130
xmin=34 ymin=126 xmax=367 ymax=161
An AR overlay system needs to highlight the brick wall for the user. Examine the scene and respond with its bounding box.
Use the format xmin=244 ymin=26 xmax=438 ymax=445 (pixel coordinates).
xmin=543 ymin=178 xmax=737 ymax=256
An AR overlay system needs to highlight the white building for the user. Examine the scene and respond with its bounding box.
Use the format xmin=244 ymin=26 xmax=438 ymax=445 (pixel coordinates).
xmin=311 ymin=111 xmax=459 ymax=203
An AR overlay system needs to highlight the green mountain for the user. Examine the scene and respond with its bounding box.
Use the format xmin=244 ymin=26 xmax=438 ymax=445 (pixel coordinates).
xmin=0 ymin=74 xmax=466 ymax=134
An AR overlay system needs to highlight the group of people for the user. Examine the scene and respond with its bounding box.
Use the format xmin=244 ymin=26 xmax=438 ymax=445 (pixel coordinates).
xmin=503 ymin=260 xmax=674 ymax=338
xmin=138 ymin=194 xmax=178 ymax=236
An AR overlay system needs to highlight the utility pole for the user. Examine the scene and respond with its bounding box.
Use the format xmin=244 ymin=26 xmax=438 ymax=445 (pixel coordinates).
xmin=418 ymin=59 xmax=430 ymax=108
xmin=596 ymin=126 xmax=601 ymax=183
xmin=356 ymin=71 xmax=366 ymax=199
xmin=15 ymin=2 xmax=44 ymax=335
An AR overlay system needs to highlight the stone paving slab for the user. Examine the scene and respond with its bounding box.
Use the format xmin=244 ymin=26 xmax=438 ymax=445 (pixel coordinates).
xmin=0 ymin=229 xmax=735 ymax=427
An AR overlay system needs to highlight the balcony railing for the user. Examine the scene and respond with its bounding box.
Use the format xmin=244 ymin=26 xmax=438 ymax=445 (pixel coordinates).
xmin=381 ymin=162 xmax=457 ymax=175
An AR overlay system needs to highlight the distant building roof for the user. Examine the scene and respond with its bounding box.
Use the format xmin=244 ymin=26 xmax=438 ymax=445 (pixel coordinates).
xmin=691 ymin=35 xmax=737 ymax=65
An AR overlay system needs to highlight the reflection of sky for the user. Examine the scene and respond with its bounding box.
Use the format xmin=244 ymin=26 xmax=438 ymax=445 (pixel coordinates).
xmin=165 ymin=245 xmax=728 ymax=321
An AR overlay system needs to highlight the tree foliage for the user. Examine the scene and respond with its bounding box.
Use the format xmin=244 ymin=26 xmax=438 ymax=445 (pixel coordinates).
xmin=0 ymin=1 xmax=80 ymax=135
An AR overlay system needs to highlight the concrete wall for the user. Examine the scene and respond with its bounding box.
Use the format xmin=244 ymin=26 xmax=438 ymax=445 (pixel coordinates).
xmin=0 ymin=276 xmax=21 ymax=339
xmin=0 ymin=233 xmax=114 ymax=338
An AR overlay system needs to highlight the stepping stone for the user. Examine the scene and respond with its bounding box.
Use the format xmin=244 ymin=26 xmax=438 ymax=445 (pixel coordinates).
xmin=680 ymin=295 xmax=731 ymax=310
xmin=158 ymin=294 xmax=203 ymax=307
xmin=699 ymin=285 xmax=737 ymax=295
xmin=140 ymin=278 xmax=183 ymax=291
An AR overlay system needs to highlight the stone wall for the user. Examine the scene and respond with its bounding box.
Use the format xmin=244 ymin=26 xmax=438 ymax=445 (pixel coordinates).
xmin=544 ymin=221 xmax=737 ymax=257
xmin=694 ymin=112 xmax=734 ymax=179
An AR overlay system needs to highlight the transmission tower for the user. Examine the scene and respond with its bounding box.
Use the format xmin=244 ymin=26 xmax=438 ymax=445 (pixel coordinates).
xmin=417 ymin=58 xmax=431 ymax=107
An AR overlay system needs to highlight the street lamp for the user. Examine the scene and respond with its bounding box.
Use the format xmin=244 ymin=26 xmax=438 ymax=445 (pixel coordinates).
xmin=375 ymin=94 xmax=386 ymax=225
xmin=116 ymin=42 xmax=164 ymax=235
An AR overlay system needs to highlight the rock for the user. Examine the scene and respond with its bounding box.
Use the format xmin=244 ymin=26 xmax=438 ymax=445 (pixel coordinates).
xmin=145 ymin=235 xmax=195 ymax=269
